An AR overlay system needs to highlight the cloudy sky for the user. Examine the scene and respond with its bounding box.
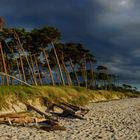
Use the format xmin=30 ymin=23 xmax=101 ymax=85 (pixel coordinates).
xmin=0 ymin=0 xmax=140 ymax=89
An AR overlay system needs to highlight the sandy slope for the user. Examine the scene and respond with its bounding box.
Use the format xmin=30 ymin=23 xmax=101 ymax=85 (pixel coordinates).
xmin=0 ymin=98 xmax=140 ymax=140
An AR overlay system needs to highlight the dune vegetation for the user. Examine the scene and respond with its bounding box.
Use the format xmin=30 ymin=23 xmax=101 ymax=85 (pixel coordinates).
xmin=0 ymin=85 xmax=139 ymax=111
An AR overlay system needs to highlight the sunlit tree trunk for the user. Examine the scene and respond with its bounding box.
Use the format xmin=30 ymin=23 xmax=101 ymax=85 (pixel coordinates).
xmin=61 ymin=58 xmax=72 ymax=86
xmin=19 ymin=55 xmax=27 ymax=83
xmin=33 ymin=54 xmax=42 ymax=85
xmin=13 ymin=31 xmax=37 ymax=85
xmin=0 ymin=64 xmax=4 ymax=85
xmin=51 ymin=42 xmax=65 ymax=86
xmin=0 ymin=41 xmax=9 ymax=85
xmin=54 ymin=66 xmax=61 ymax=85
xmin=42 ymin=48 xmax=55 ymax=86
xmin=89 ymin=60 xmax=94 ymax=88
xmin=81 ymin=60 xmax=87 ymax=88
xmin=29 ymin=54 xmax=38 ymax=85
xmin=7 ymin=60 xmax=13 ymax=85
xmin=69 ymin=58 xmax=80 ymax=86
xmin=84 ymin=61 xmax=88 ymax=88
xmin=61 ymin=63 xmax=69 ymax=86
xmin=9 ymin=47 xmax=22 ymax=85
xmin=16 ymin=58 xmax=22 ymax=84
xmin=1 ymin=75 xmax=4 ymax=85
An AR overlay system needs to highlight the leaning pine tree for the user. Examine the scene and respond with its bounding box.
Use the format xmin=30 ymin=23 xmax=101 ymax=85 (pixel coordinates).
xmin=0 ymin=17 xmax=9 ymax=85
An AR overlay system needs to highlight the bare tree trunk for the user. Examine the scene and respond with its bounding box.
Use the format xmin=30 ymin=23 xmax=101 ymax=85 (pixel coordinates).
xmin=9 ymin=47 xmax=22 ymax=85
xmin=0 ymin=41 xmax=9 ymax=85
xmin=16 ymin=58 xmax=22 ymax=84
xmin=61 ymin=64 xmax=69 ymax=86
xmin=62 ymin=60 xmax=72 ymax=86
xmin=69 ymin=58 xmax=80 ymax=86
xmin=54 ymin=66 xmax=61 ymax=85
xmin=29 ymin=54 xmax=38 ymax=85
xmin=13 ymin=31 xmax=37 ymax=85
xmin=0 ymin=62 xmax=4 ymax=85
xmin=41 ymin=62 xmax=48 ymax=84
xmin=81 ymin=60 xmax=87 ymax=88
xmin=19 ymin=55 xmax=26 ymax=83
xmin=51 ymin=42 xmax=65 ymax=86
xmin=83 ymin=56 xmax=88 ymax=88
xmin=33 ymin=54 xmax=42 ymax=85
xmin=1 ymin=75 xmax=4 ymax=85
xmin=42 ymin=48 xmax=55 ymax=86
xmin=7 ymin=60 xmax=14 ymax=85
xmin=89 ymin=60 xmax=94 ymax=88
xmin=0 ymin=72 xmax=32 ymax=87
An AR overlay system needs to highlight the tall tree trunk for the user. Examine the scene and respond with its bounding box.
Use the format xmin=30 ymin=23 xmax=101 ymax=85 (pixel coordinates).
xmin=29 ymin=54 xmax=38 ymax=85
xmin=81 ymin=57 xmax=87 ymax=88
xmin=40 ymin=61 xmax=50 ymax=84
xmin=10 ymin=47 xmax=22 ymax=85
xmin=89 ymin=60 xmax=94 ymax=88
xmin=33 ymin=54 xmax=42 ymax=85
xmin=0 ymin=65 xmax=4 ymax=85
xmin=7 ymin=60 xmax=14 ymax=85
xmin=69 ymin=58 xmax=80 ymax=86
xmin=54 ymin=66 xmax=61 ymax=85
xmin=0 ymin=41 xmax=9 ymax=85
xmin=61 ymin=63 xmax=70 ymax=86
xmin=1 ymin=75 xmax=4 ymax=85
xmin=19 ymin=55 xmax=26 ymax=83
xmin=62 ymin=59 xmax=72 ymax=86
xmin=51 ymin=42 xmax=65 ymax=86
xmin=84 ymin=63 xmax=88 ymax=88
xmin=42 ymin=48 xmax=55 ymax=86
xmin=108 ymin=74 xmax=112 ymax=90
xmin=16 ymin=58 xmax=22 ymax=84
xmin=13 ymin=31 xmax=37 ymax=85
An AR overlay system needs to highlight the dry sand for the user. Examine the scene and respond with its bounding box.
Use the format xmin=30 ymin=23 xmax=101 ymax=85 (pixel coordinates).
xmin=0 ymin=97 xmax=140 ymax=140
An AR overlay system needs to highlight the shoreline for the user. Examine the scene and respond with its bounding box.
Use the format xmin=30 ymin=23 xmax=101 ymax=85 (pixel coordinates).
xmin=0 ymin=97 xmax=140 ymax=140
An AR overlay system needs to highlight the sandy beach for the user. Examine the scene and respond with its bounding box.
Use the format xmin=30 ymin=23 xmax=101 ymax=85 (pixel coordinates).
xmin=0 ymin=97 xmax=140 ymax=140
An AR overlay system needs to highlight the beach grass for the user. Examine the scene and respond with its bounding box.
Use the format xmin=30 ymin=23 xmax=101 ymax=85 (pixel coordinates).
xmin=0 ymin=85 xmax=139 ymax=110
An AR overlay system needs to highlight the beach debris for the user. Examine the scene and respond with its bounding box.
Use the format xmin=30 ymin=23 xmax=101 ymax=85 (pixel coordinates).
xmin=60 ymin=102 xmax=89 ymax=116
xmin=25 ymin=103 xmax=58 ymax=122
xmin=0 ymin=111 xmax=65 ymax=131
xmin=0 ymin=102 xmax=89 ymax=131
xmin=48 ymin=102 xmax=88 ymax=120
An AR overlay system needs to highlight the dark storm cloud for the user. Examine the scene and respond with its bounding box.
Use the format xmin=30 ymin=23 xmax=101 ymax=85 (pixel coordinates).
xmin=0 ymin=0 xmax=140 ymax=88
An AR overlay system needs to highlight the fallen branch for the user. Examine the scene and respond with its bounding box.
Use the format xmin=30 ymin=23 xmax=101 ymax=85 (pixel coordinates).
xmin=25 ymin=103 xmax=57 ymax=122
xmin=60 ymin=102 xmax=89 ymax=113
xmin=0 ymin=112 xmax=32 ymax=118
xmin=53 ymin=103 xmax=86 ymax=120
xmin=0 ymin=112 xmax=65 ymax=131
xmin=0 ymin=72 xmax=32 ymax=87
xmin=0 ymin=116 xmax=46 ymax=125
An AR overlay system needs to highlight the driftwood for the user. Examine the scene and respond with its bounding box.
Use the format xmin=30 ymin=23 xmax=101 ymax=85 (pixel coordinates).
xmin=26 ymin=103 xmax=57 ymax=122
xmin=0 ymin=116 xmax=46 ymax=125
xmin=60 ymin=102 xmax=89 ymax=114
xmin=0 ymin=112 xmax=46 ymax=125
xmin=53 ymin=103 xmax=86 ymax=120
xmin=33 ymin=120 xmax=66 ymax=131
xmin=0 ymin=117 xmax=65 ymax=131
xmin=0 ymin=111 xmax=65 ymax=131
xmin=0 ymin=112 xmax=32 ymax=118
